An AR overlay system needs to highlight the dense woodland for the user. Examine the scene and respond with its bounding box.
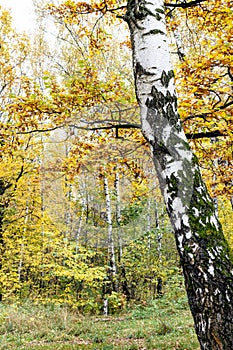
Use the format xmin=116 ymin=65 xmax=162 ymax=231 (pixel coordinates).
xmin=0 ymin=0 xmax=232 ymax=337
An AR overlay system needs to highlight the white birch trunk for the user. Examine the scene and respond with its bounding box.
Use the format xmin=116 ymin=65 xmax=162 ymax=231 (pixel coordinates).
xmin=147 ymin=198 xmax=151 ymax=249
xmin=64 ymin=136 xmax=72 ymax=238
xmin=75 ymin=202 xmax=85 ymax=254
xmin=114 ymin=171 xmax=123 ymax=261
xmin=103 ymin=297 xmax=108 ymax=316
xmin=125 ymin=0 xmax=233 ymax=348
xmin=154 ymin=199 xmax=162 ymax=260
xmin=103 ymin=175 xmax=117 ymax=284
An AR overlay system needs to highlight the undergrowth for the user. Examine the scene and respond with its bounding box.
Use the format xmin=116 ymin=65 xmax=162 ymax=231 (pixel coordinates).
xmin=0 ymin=275 xmax=199 ymax=349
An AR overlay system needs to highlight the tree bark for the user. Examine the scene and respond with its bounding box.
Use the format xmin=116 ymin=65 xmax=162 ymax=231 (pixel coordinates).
xmin=114 ymin=170 xmax=123 ymax=261
xmin=103 ymin=175 xmax=117 ymax=289
xmin=0 ymin=180 xmax=11 ymax=301
xmin=125 ymin=0 xmax=233 ymax=348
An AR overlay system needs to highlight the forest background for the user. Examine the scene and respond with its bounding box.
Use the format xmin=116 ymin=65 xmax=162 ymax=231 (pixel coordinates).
xmin=0 ymin=0 xmax=232 ymax=317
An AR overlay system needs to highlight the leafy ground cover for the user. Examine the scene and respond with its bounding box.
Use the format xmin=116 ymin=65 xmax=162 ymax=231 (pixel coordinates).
xmin=0 ymin=278 xmax=199 ymax=350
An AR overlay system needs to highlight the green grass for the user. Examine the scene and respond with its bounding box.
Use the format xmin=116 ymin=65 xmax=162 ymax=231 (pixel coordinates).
xmin=0 ymin=293 xmax=199 ymax=349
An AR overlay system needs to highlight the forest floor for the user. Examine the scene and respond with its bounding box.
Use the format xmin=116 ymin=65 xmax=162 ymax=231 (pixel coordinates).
xmin=0 ymin=287 xmax=199 ymax=350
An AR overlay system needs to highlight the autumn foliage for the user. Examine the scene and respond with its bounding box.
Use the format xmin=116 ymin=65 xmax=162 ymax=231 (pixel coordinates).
xmin=0 ymin=0 xmax=232 ymax=311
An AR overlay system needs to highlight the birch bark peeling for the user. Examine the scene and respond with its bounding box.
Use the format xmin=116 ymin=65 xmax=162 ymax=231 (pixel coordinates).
xmin=126 ymin=0 xmax=233 ymax=348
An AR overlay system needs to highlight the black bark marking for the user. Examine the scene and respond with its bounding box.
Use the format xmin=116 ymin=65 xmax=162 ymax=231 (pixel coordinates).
xmin=161 ymin=70 xmax=174 ymax=88
xmin=135 ymin=62 xmax=154 ymax=76
xmin=149 ymin=86 xmax=166 ymax=109
xmin=155 ymin=13 xmax=162 ymax=21
xmin=155 ymin=8 xmax=165 ymax=14
xmin=167 ymin=103 xmax=179 ymax=127
xmin=166 ymin=173 xmax=179 ymax=199
xmin=146 ymin=85 xmax=180 ymax=130
xmin=142 ymin=29 xmax=165 ymax=36
xmin=165 ymin=90 xmax=176 ymax=104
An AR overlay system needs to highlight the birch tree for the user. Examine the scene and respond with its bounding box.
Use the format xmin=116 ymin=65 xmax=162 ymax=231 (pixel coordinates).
xmin=114 ymin=170 xmax=123 ymax=261
xmin=125 ymin=0 xmax=233 ymax=348
xmin=103 ymin=174 xmax=117 ymax=283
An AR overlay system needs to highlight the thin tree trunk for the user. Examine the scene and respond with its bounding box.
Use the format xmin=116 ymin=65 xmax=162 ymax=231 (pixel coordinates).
xmin=154 ymin=198 xmax=163 ymax=296
xmin=147 ymin=198 xmax=153 ymax=250
xmin=103 ymin=175 xmax=117 ymax=289
xmin=18 ymin=205 xmax=29 ymax=283
xmin=39 ymin=136 xmax=46 ymax=291
xmin=114 ymin=170 xmax=123 ymax=261
xmin=125 ymin=1 xmax=233 ymax=348
xmin=154 ymin=199 xmax=162 ymax=260
xmin=0 ymin=180 xmax=7 ymax=301
xmin=64 ymin=130 xmax=73 ymax=238
xmin=0 ymin=179 xmax=12 ymax=301
xmin=154 ymin=199 xmax=160 ymax=230
xmin=75 ymin=201 xmax=85 ymax=254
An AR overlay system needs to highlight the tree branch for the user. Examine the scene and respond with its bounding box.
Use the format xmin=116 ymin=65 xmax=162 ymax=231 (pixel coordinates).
xmin=186 ymin=130 xmax=231 ymax=140
xmin=70 ymin=122 xmax=141 ymax=132
xmin=16 ymin=120 xmax=141 ymax=135
xmin=16 ymin=120 xmax=232 ymax=140
xmin=165 ymin=0 xmax=207 ymax=8
xmin=16 ymin=124 xmax=66 ymax=135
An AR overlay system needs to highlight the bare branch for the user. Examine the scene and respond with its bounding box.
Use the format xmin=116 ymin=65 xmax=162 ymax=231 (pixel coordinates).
xmin=165 ymin=0 xmax=207 ymax=8
xmin=186 ymin=130 xmax=232 ymax=140
xmin=16 ymin=124 xmax=66 ymax=135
